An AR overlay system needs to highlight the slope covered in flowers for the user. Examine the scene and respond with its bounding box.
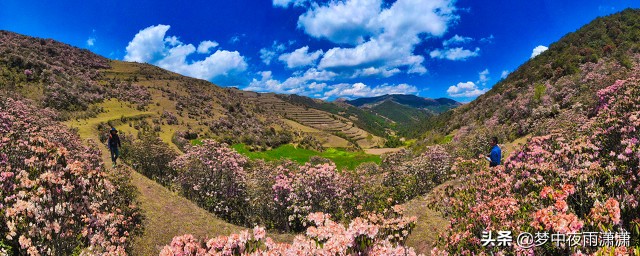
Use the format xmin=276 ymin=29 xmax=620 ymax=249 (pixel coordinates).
xmin=419 ymin=9 xmax=640 ymax=154
xmin=430 ymin=78 xmax=640 ymax=255
xmin=0 ymin=97 xmax=142 ymax=255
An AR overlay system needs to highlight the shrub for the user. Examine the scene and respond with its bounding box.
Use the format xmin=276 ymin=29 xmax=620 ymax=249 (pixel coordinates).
xmin=0 ymin=98 xmax=142 ymax=255
xmin=161 ymin=208 xmax=418 ymax=256
xmin=122 ymin=132 xmax=178 ymax=186
xmin=170 ymin=140 xmax=250 ymax=225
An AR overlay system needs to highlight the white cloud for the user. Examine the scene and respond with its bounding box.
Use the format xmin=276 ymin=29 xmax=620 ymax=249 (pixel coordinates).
xmin=288 ymin=0 xmax=457 ymax=77
xmin=298 ymin=0 xmax=381 ymax=45
xmin=480 ymin=34 xmax=494 ymax=43
xmin=442 ymin=34 xmax=472 ymax=46
xmin=273 ymin=0 xmax=308 ymax=7
xmin=352 ymin=67 xmax=401 ymax=78
xmin=259 ymin=41 xmax=287 ymax=65
xmin=164 ymin=36 xmax=181 ymax=46
xmin=278 ymin=46 xmax=324 ymax=68
xmin=323 ymin=82 xmax=418 ymax=99
xmin=86 ymin=37 xmax=95 ymax=46
xmin=430 ymin=47 xmax=480 ymax=61
xmin=124 ymin=24 xmax=171 ymax=63
xmin=447 ymin=81 xmax=488 ymax=98
xmin=124 ymin=25 xmax=248 ymax=84
xmin=197 ymin=40 xmax=219 ymax=54
xmin=319 ymin=38 xmax=427 ymax=75
xmin=531 ymin=45 xmax=548 ymax=58
xmin=478 ymin=69 xmax=489 ymax=85
xmin=244 ymin=67 xmax=413 ymax=99
xmin=501 ymin=70 xmax=510 ymax=79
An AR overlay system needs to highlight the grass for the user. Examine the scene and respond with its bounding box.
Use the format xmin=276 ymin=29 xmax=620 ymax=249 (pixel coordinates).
xmin=402 ymin=178 xmax=458 ymax=254
xmin=232 ymin=144 xmax=381 ymax=170
xmin=190 ymin=138 xmax=203 ymax=146
xmin=64 ymin=99 xmax=153 ymax=139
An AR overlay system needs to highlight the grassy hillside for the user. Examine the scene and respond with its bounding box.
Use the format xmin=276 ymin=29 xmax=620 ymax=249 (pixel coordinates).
xmin=417 ymin=8 xmax=640 ymax=153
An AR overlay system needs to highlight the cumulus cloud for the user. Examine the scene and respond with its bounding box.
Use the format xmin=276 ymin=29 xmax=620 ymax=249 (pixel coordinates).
xmin=323 ymin=82 xmax=418 ymax=99
xmin=283 ymin=0 xmax=457 ymax=78
xmin=430 ymin=47 xmax=480 ymax=61
xmin=197 ymin=40 xmax=219 ymax=54
xmin=298 ymin=0 xmax=381 ymax=45
xmin=501 ymin=70 xmax=510 ymax=79
xmin=352 ymin=67 xmax=401 ymax=78
xmin=531 ymin=45 xmax=548 ymax=58
xmin=86 ymin=37 xmax=95 ymax=47
xmin=124 ymin=25 xmax=248 ymax=84
xmin=273 ymin=0 xmax=309 ymax=7
xmin=442 ymin=34 xmax=473 ymax=46
xmin=244 ymin=67 xmax=413 ymax=99
xmin=278 ymin=46 xmax=324 ymax=68
xmin=259 ymin=41 xmax=287 ymax=65
xmin=124 ymin=25 xmax=171 ymax=63
xmin=478 ymin=69 xmax=489 ymax=85
xmin=447 ymin=81 xmax=488 ymax=98
xmin=244 ymin=69 xmax=330 ymax=95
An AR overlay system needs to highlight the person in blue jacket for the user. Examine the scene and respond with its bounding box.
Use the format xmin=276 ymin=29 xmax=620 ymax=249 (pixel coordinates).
xmin=107 ymin=128 xmax=122 ymax=168
xmin=486 ymin=136 xmax=501 ymax=167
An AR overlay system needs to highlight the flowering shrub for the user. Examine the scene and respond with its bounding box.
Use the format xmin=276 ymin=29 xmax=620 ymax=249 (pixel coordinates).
xmin=121 ymin=131 xmax=178 ymax=186
xmin=382 ymin=146 xmax=453 ymax=202
xmin=431 ymin=79 xmax=640 ymax=255
xmin=105 ymin=80 xmax=152 ymax=107
xmin=0 ymin=98 xmax=142 ymax=255
xmin=162 ymin=110 xmax=179 ymax=125
xmin=161 ymin=209 xmax=418 ymax=256
xmin=273 ymin=162 xmax=352 ymax=231
xmin=170 ymin=140 xmax=250 ymax=225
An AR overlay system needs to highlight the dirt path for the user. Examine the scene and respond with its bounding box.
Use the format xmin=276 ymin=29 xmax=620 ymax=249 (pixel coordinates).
xmin=402 ymin=179 xmax=462 ymax=254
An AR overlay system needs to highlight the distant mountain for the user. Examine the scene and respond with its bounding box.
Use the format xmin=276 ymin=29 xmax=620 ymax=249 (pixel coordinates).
xmin=345 ymin=94 xmax=461 ymax=114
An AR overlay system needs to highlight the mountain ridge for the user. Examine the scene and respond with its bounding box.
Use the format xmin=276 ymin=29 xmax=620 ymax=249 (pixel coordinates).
xmin=345 ymin=94 xmax=461 ymax=112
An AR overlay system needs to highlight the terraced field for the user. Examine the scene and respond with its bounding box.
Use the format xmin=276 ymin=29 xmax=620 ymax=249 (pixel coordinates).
xmin=240 ymin=92 xmax=381 ymax=148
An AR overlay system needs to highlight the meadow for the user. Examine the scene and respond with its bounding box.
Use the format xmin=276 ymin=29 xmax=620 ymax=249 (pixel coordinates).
xmin=231 ymin=143 xmax=381 ymax=170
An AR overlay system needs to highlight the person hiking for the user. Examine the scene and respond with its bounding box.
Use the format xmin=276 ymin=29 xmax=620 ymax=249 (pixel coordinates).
xmin=485 ymin=136 xmax=501 ymax=167
xmin=107 ymin=127 xmax=121 ymax=168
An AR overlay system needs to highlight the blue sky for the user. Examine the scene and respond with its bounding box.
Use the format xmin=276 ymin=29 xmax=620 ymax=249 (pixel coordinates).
xmin=2 ymin=0 xmax=639 ymax=101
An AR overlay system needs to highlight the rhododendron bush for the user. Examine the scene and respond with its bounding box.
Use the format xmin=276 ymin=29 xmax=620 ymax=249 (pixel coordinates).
xmin=171 ymin=140 xmax=454 ymax=233
xmin=431 ymin=79 xmax=640 ymax=255
xmin=0 ymin=98 xmax=142 ymax=255
xmin=161 ymin=209 xmax=418 ymax=256
xmin=381 ymin=146 xmax=453 ymax=201
xmin=171 ymin=140 xmax=251 ymax=224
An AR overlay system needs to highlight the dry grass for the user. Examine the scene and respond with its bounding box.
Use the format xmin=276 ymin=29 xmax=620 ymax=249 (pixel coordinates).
xmin=282 ymin=119 xmax=350 ymax=148
xmin=502 ymin=133 xmax=532 ymax=158
xmin=402 ymin=178 xmax=462 ymax=254
xmin=64 ymin=99 xmax=152 ymax=139
xmin=364 ymin=148 xmax=403 ymax=155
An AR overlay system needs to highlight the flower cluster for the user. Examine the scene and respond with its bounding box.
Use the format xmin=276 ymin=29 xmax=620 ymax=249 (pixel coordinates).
xmin=161 ymin=210 xmax=418 ymax=256
xmin=0 ymin=98 xmax=142 ymax=255
xmin=170 ymin=140 xmax=250 ymax=224
xmin=273 ymin=163 xmax=351 ymax=230
xmin=162 ymin=110 xmax=179 ymax=125
xmin=382 ymin=146 xmax=453 ymax=201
